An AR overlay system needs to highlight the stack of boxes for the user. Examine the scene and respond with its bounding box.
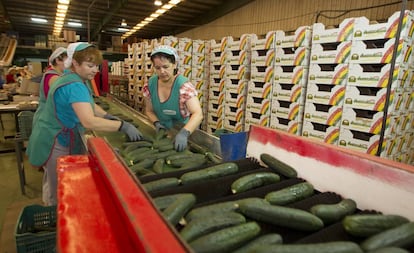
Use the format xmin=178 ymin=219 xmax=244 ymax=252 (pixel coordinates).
xmin=192 ymin=39 xmax=210 ymax=130
xmin=127 ymin=42 xmax=147 ymax=111
xmin=222 ymin=34 xmax=252 ymax=132
xmin=302 ymin=18 xmax=355 ymax=144
xmin=206 ymin=37 xmax=228 ymax=133
xmin=246 ymin=31 xmax=276 ymax=130
xmin=270 ymin=26 xmax=312 ymax=135
xmin=339 ymin=11 xmax=414 ymax=161
xmin=178 ymin=38 xmax=193 ymax=79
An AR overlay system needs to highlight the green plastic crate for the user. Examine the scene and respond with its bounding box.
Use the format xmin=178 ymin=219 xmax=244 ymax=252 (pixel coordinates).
xmin=15 ymin=205 xmax=57 ymax=253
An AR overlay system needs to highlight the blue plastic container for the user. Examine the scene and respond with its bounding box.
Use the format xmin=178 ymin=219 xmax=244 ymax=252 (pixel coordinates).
xmin=219 ymin=131 xmax=248 ymax=161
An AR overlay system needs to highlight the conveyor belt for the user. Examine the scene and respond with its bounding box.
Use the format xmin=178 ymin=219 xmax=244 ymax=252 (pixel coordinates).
xmin=140 ymin=158 xmax=414 ymax=251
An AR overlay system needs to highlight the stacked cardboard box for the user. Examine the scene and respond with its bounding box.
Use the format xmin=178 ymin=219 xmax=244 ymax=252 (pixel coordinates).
xmin=246 ymin=31 xmax=276 ymax=130
xmin=302 ymin=18 xmax=355 ymax=144
xmin=270 ymin=26 xmax=311 ymax=135
xmin=339 ymin=11 xmax=414 ymax=161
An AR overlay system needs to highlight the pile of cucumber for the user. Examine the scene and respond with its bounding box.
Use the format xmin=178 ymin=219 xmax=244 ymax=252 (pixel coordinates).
xmin=119 ymin=130 xmax=221 ymax=177
xmin=148 ymin=153 xmax=414 ymax=253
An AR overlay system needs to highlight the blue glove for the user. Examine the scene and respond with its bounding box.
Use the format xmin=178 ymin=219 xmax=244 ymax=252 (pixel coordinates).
xmin=104 ymin=113 xmax=121 ymax=121
xmin=119 ymin=121 xmax=143 ymax=141
xmin=154 ymin=121 xmax=167 ymax=133
xmin=174 ymin=128 xmax=190 ymax=152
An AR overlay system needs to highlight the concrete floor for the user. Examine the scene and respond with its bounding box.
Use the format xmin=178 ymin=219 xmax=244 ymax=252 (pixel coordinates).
xmin=0 ymin=113 xmax=43 ymax=253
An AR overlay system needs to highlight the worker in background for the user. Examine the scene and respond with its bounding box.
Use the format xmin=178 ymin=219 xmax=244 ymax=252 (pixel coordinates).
xmin=143 ymin=45 xmax=203 ymax=152
xmin=26 ymin=42 xmax=143 ymax=206
xmin=32 ymin=47 xmax=68 ymax=125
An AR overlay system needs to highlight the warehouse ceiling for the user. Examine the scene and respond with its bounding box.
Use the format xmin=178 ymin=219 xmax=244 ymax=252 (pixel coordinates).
xmin=0 ymin=0 xmax=254 ymax=43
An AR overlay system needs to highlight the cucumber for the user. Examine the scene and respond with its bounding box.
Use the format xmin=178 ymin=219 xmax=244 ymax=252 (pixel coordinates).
xmin=168 ymin=153 xmax=206 ymax=167
xmin=152 ymin=138 xmax=173 ymax=149
xmin=143 ymin=177 xmax=180 ymax=192
xmin=238 ymin=199 xmax=324 ymax=231
xmin=260 ymin=153 xmax=297 ymax=178
xmin=205 ymin=151 xmax=221 ymax=164
xmin=310 ymin=198 xmax=357 ymax=224
xmin=343 ymin=214 xmax=410 ymax=237
xmin=129 ymin=149 xmax=159 ymax=164
xmin=121 ymin=140 xmax=153 ymax=149
xmin=253 ymin=241 xmax=363 ymax=253
xmin=360 ymin=222 xmax=414 ymax=251
xmin=180 ymin=162 xmax=239 ymax=185
xmin=146 ymin=149 xmax=178 ymax=161
xmin=134 ymin=167 xmax=156 ymax=177
xmin=189 ymin=222 xmax=261 ymax=253
xmin=177 ymin=157 xmax=207 ymax=171
xmin=367 ymin=247 xmax=410 ymax=253
xmin=124 ymin=147 xmax=151 ymax=159
xmin=185 ymin=201 xmax=239 ymax=223
xmin=158 ymin=143 xmax=174 ymax=152
xmin=232 ymin=233 xmax=283 ymax=253
xmin=153 ymin=193 xmax=188 ymax=211
xmin=129 ymin=158 xmax=155 ymax=173
xmin=154 ymin=128 xmax=167 ymax=141
xmin=152 ymin=158 xmax=165 ymax=174
xmin=180 ymin=212 xmax=246 ymax=242
xmin=264 ymin=182 xmax=314 ymax=205
xmin=165 ymin=152 xmax=197 ymax=164
xmin=231 ymin=172 xmax=280 ymax=194
xmin=162 ymin=193 xmax=197 ymax=226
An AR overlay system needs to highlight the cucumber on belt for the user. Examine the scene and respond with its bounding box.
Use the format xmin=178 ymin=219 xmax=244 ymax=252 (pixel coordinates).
xmin=232 ymin=233 xmax=283 ymax=253
xmin=310 ymin=198 xmax=357 ymax=224
xmin=231 ymin=172 xmax=280 ymax=194
xmin=162 ymin=193 xmax=196 ymax=226
xmin=264 ymin=182 xmax=314 ymax=205
xmin=360 ymin=222 xmax=414 ymax=251
xmin=253 ymin=241 xmax=363 ymax=253
xmin=238 ymin=198 xmax=324 ymax=231
xmin=180 ymin=162 xmax=239 ymax=185
xmin=189 ymin=221 xmax=261 ymax=253
xmin=343 ymin=214 xmax=410 ymax=237
xmin=185 ymin=201 xmax=239 ymax=223
xmin=260 ymin=153 xmax=297 ymax=178
xmin=143 ymin=177 xmax=180 ymax=193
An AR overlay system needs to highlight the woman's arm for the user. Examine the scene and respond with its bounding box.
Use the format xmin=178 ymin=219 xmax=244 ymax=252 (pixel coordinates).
xmin=72 ymin=102 xmax=122 ymax=131
xmin=182 ymin=96 xmax=203 ymax=133
xmin=144 ymin=97 xmax=160 ymax=124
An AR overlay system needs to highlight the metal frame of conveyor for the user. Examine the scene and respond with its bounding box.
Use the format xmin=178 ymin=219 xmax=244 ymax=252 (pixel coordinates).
xmin=57 ymin=137 xmax=191 ymax=253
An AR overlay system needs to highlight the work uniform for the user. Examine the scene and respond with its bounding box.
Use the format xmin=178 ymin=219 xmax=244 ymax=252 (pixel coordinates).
xmin=144 ymin=74 xmax=197 ymax=129
xmin=27 ymin=72 xmax=94 ymax=205
xmin=32 ymin=68 xmax=60 ymax=124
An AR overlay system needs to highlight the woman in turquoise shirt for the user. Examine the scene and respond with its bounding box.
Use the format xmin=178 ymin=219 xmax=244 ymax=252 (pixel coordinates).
xmin=143 ymin=45 xmax=203 ymax=151
xmin=27 ymin=42 xmax=142 ymax=206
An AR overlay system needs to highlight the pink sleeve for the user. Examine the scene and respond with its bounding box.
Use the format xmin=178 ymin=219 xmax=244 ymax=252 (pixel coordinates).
xmin=43 ymin=73 xmax=58 ymax=98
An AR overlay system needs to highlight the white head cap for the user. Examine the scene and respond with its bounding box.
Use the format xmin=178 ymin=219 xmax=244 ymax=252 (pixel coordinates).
xmin=63 ymin=42 xmax=94 ymax=69
xmin=49 ymin=47 xmax=67 ymax=65
xmin=151 ymin=45 xmax=179 ymax=66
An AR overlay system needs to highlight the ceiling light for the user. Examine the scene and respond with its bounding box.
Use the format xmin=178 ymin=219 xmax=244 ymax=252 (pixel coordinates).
xmin=169 ymin=0 xmax=181 ymax=4
xmin=156 ymin=8 xmax=167 ymax=14
xmin=117 ymin=27 xmax=129 ymax=32
xmin=31 ymin=17 xmax=48 ymax=23
xmin=154 ymin=0 xmax=162 ymax=6
xmin=68 ymin=22 xmax=82 ymax=27
xmin=57 ymin=4 xmax=68 ymax=10
xmin=121 ymin=19 xmax=127 ymax=27
xmin=162 ymin=4 xmax=174 ymax=10
xmin=150 ymin=13 xmax=160 ymax=18
xmin=58 ymin=0 xmax=70 ymax=4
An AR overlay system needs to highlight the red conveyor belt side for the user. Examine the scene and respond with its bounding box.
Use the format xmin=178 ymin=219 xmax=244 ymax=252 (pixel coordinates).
xmin=57 ymin=137 xmax=189 ymax=253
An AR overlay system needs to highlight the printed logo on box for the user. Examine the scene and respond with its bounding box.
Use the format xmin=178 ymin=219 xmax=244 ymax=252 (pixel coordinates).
xmin=302 ymin=120 xmax=340 ymax=144
xmin=308 ymin=63 xmax=349 ymax=85
xmin=306 ymin=82 xmax=346 ymax=106
xmin=312 ymin=18 xmax=355 ymax=43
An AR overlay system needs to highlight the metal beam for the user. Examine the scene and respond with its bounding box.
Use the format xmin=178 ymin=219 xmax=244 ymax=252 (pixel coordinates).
xmin=90 ymin=0 xmax=128 ymax=42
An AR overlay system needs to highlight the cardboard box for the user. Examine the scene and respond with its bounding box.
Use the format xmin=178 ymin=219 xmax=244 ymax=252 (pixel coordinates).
xmin=303 ymin=102 xmax=342 ymax=126
xmin=250 ymin=65 xmax=274 ymax=83
xmin=341 ymin=106 xmax=392 ymax=134
xmin=272 ymin=83 xmax=306 ymax=103
xmin=223 ymin=116 xmax=245 ymax=132
xmin=225 ymin=79 xmax=247 ymax=94
xmin=228 ymin=34 xmax=252 ymax=51
xmin=178 ymin=37 xmax=193 ymax=52
xmin=310 ymin=41 xmax=352 ymax=64
xmin=221 ymin=49 xmax=250 ymax=65
xmin=302 ymin=120 xmax=341 ymax=144
xmin=251 ymin=31 xmax=276 ymax=50
xmin=192 ymin=40 xmax=206 ymax=54
xmin=274 ymin=46 xmax=310 ymax=66
xmin=269 ymin=116 xmax=302 ymax=135
xmin=350 ymin=38 xmax=412 ymax=64
xmin=338 ymin=127 xmax=388 ymax=156
xmin=312 ymin=18 xmax=355 ymax=43
xmin=247 ymin=81 xmax=273 ymax=99
xmin=221 ymin=64 xmax=248 ymax=80
xmin=353 ymin=11 xmax=414 ymax=41
xmin=245 ymin=113 xmax=270 ymax=128
xmin=250 ymin=49 xmax=275 ymax=67
xmin=274 ymin=65 xmax=309 ymax=85
xmin=192 ymin=54 xmax=206 ymax=66
xmin=225 ymin=91 xmax=246 ymax=107
xmin=347 ymin=63 xmax=410 ymax=87
xmin=245 ymin=97 xmax=271 ymax=115
xmin=306 ymin=82 xmax=346 ymax=106
xmin=208 ymin=86 xmax=225 ymax=101
xmin=271 ymin=100 xmax=304 ymax=120
xmin=275 ymin=26 xmax=312 ymax=48
xmin=308 ymin=63 xmax=349 ymax=85
xmin=206 ymin=120 xmax=224 ymax=134
xmin=343 ymin=85 xmax=402 ymax=112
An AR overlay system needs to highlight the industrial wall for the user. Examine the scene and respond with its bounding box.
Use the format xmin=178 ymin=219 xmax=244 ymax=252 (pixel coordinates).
xmin=178 ymin=0 xmax=414 ymax=40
